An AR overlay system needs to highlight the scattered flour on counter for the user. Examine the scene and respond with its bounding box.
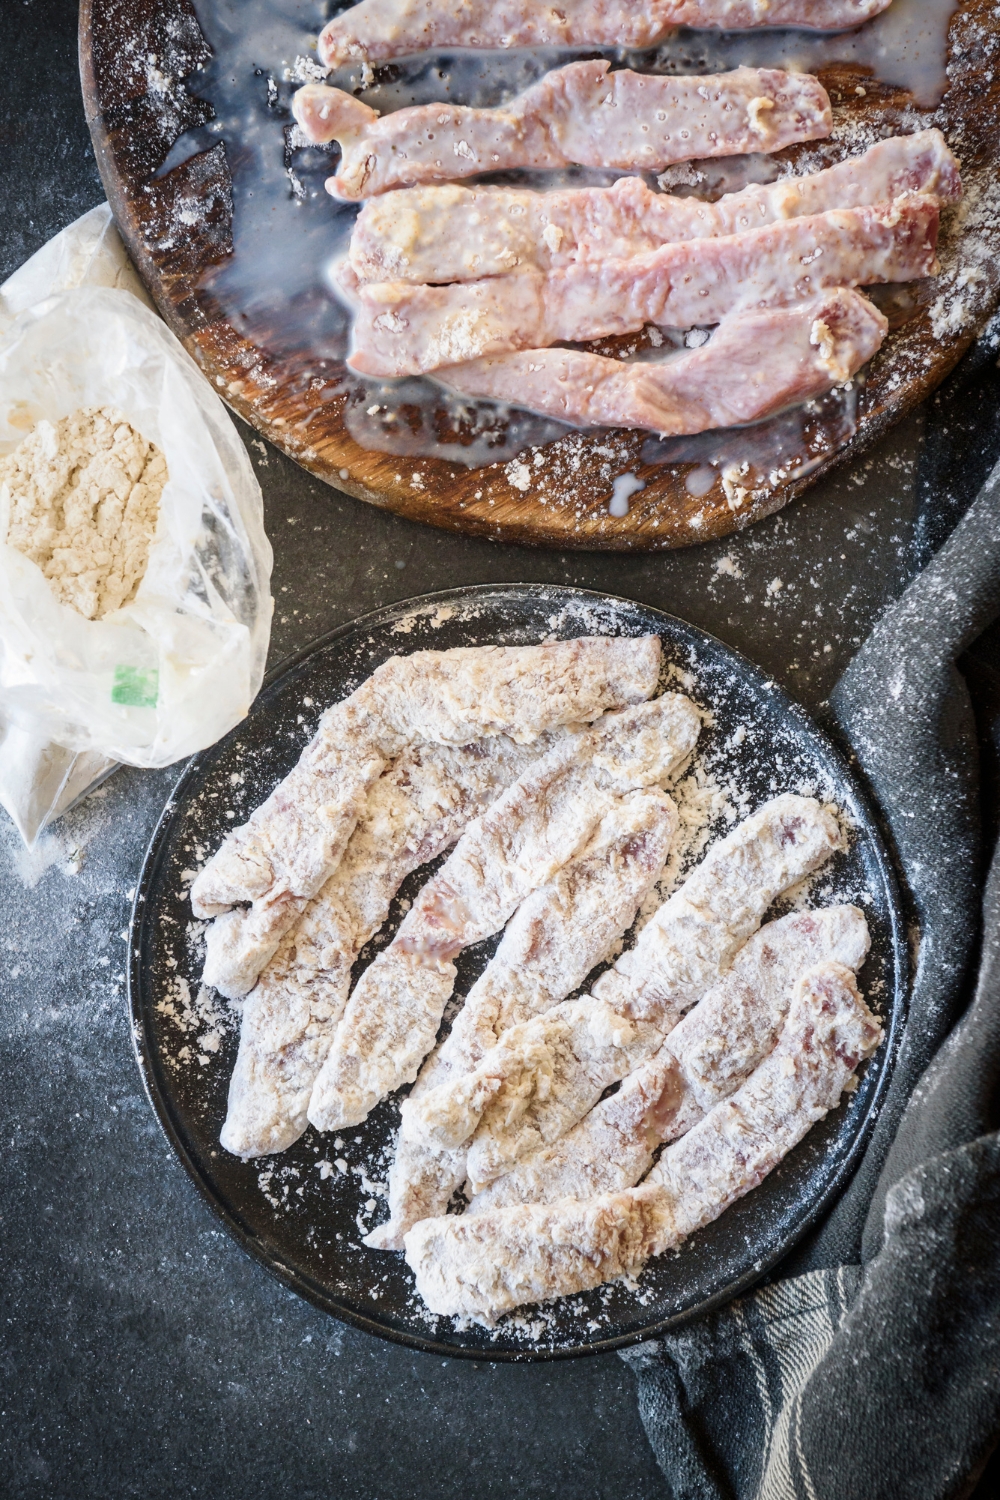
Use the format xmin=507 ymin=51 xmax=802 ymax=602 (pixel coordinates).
xmin=9 ymin=827 xmax=86 ymax=888
xmin=2 ymin=781 xmax=112 ymax=888
xmin=0 ymin=405 xmax=166 ymax=619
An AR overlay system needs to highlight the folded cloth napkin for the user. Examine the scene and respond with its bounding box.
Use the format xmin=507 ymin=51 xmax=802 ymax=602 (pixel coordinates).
xmin=622 ymin=394 xmax=1000 ymax=1500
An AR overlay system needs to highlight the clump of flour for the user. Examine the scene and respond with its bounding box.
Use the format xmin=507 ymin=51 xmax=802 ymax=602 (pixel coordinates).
xmin=0 ymin=405 xmax=166 ymax=619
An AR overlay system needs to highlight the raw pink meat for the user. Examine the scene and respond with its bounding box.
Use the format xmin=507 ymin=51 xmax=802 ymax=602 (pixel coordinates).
xmin=319 ymin=0 xmax=892 ymax=69
xmin=293 ymin=64 xmax=830 ymax=200
xmin=438 ymin=289 xmax=887 ymax=433
xmin=349 ymin=130 xmax=960 ymax=284
xmin=346 ymin=194 xmax=938 ymax=376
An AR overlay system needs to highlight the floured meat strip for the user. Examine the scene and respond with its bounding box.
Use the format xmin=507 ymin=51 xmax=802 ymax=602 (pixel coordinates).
xmin=406 ymin=794 xmax=840 ymax=1183
xmin=402 ymin=995 xmax=654 ymax=1162
xmin=366 ymin=789 xmax=679 ymax=1248
xmin=319 ymin=0 xmax=891 ymax=69
xmin=220 ymin=733 xmax=558 ymax=1159
xmin=648 ymin=902 xmax=870 ymax=1135
xmin=592 ymin=793 xmax=840 ymax=1021
xmin=469 ymin=905 xmax=869 ymax=1210
xmin=466 ymin=1050 xmax=685 ymax=1214
xmin=347 ymin=195 xmax=938 ymax=376
xmin=410 ymin=1179 xmax=670 ymax=1326
xmin=439 ymin=797 xmax=682 ymax=1084
xmin=439 ymin=291 xmax=887 ymax=436
xmin=308 ymin=694 xmax=701 ymax=1130
xmin=405 ymin=962 xmax=882 ymax=1324
xmin=191 ymin=635 xmax=661 ymax=998
xmin=350 ymin=132 xmax=960 ymax=284
xmin=294 ymin=65 xmax=830 ymax=201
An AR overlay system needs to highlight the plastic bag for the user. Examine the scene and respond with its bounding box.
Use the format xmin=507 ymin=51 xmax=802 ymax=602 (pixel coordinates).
xmin=0 ymin=206 xmax=273 ymax=843
xmin=0 ymin=202 xmax=156 ymax=327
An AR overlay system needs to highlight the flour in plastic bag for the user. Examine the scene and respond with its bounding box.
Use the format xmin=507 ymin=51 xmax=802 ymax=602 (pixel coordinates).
xmin=0 ymin=205 xmax=273 ymax=845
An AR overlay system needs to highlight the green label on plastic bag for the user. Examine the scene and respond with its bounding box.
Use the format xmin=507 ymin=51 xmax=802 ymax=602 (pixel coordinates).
xmin=112 ymin=665 xmax=159 ymax=708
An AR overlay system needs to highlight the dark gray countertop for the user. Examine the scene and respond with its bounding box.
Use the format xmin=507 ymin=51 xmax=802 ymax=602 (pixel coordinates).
xmin=4 ymin=3 xmax=1000 ymax=1496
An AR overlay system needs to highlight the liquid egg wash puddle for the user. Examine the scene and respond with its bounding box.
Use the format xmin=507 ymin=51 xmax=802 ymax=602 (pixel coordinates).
xmin=158 ymin=0 xmax=958 ymax=479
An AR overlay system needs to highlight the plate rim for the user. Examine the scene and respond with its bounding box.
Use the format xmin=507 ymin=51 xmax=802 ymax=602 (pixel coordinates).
xmin=127 ymin=582 xmax=908 ymax=1361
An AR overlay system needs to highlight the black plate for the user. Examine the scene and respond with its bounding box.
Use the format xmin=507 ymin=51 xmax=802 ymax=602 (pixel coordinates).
xmin=128 ymin=584 xmax=906 ymax=1360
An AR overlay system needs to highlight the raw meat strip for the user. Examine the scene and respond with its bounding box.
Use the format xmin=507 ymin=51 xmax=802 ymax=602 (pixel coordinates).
xmin=366 ymin=789 xmax=679 ymax=1248
xmin=405 ymin=794 xmax=840 ymax=1184
xmin=405 ymin=962 xmax=882 ymax=1323
xmin=293 ymin=64 xmax=830 ymax=200
xmin=307 ymin=694 xmax=701 ymax=1129
xmin=439 ymin=290 xmax=887 ymax=435
xmin=349 ymin=131 xmax=960 ymax=284
xmin=468 ymin=904 xmax=869 ymax=1209
xmin=219 ymin=733 xmax=558 ymax=1158
xmin=319 ymin=0 xmax=892 ymax=70
xmin=191 ymin=635 xmax=661 ymax=998
xmin=347 ymin=195 xmax=938 ymax=376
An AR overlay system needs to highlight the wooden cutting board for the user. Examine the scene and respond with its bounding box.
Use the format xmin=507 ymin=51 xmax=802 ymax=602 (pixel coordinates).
xmin=80 ymin=0 xmax=1000 ymax=550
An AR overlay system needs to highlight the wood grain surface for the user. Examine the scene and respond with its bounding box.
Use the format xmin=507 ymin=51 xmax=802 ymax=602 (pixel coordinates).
xmin=80 ymin=0 xmax=1000 ymax=550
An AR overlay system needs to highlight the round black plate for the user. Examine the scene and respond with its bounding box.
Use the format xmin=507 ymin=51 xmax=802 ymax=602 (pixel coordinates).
xmin=129 ymin=584 xmax=906 ymax=1360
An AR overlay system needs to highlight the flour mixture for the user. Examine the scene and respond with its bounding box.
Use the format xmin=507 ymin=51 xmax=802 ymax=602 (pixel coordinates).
xmin=0 ymin=405 xmax=165 ymax=619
